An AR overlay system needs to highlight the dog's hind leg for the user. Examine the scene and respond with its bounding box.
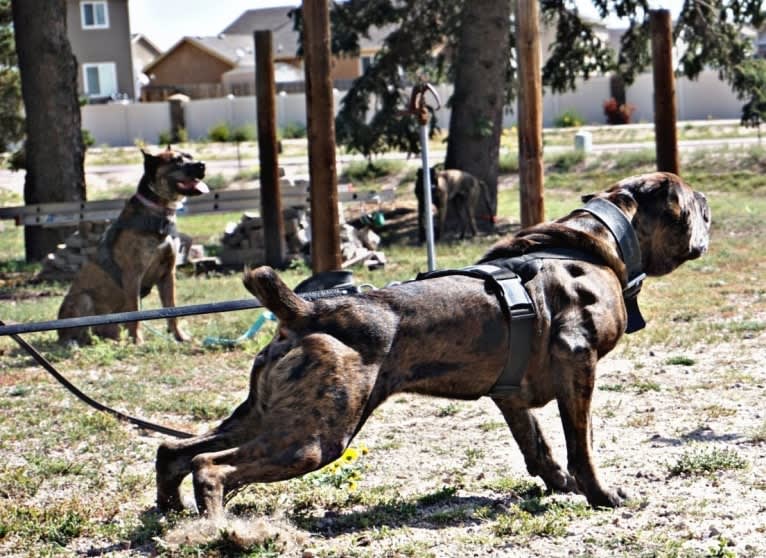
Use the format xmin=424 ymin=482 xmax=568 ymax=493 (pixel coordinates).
xmin=491 ymin=399 xmax=577 ymax=494
xmin=156 ymin=397 xmax=258 ymax=512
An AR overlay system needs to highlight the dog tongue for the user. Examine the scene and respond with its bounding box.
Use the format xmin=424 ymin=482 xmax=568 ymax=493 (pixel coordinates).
xmin=178 ymin=179 xmax=209 ymax=194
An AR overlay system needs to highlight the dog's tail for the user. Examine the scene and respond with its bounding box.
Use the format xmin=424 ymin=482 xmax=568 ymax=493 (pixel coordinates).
xmin=243 ymin=266 xmax=312 ymax=325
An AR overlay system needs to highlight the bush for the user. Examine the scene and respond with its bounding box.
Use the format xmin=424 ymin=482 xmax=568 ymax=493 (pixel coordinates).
xmin=554 ymin=109 xmax=584 ymax=128
xmin=231 ymin=125 xmax=255 ymax=142
xmin=603 ymin=98 xmax=636 ymax=125
xmin=280 ymin=122 xmax=307 ymax=139
xmin=157 ymin=128 xmax=188 ymax=145
xmin=81 ymin=129 xmax=95 ymax=148
xmin=208 ymin=122 xmax=231 ymax=142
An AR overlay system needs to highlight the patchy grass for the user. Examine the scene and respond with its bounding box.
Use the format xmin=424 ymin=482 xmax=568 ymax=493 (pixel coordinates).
xmin=667 ymin=446 xmax=749 ymax=477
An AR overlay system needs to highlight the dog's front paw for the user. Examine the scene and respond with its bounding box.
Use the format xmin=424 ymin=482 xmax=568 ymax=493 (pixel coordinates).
xmin=172 ymin=328 xmax=191 ymax=342
xmin=587 ymin=486 xmax=628 ymax=508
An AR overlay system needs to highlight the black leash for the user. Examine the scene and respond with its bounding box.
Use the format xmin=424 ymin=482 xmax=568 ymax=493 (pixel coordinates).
xmin=0 ymin=285 xmax=361 ymax=439
xmin=1 ymin=319 xmax=194 ymax=438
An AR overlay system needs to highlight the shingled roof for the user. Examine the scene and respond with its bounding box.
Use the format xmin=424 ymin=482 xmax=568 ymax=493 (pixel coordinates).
xmin=222 ymin=6 xmax=301 ymax=58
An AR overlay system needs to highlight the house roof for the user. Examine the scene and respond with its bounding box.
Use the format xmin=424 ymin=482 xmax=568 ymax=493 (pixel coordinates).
xmin=143 ymin=5 xmax=392 ymax=75
xmin=131 ymin=33 xmax=163 ymax=58
xmin=222 ymin=5 xmax=392 ymax=55
xmin=142 ymin=34 xmax=256 ymax=73
xmin=222 ymin=6 xmax=302 ymax=58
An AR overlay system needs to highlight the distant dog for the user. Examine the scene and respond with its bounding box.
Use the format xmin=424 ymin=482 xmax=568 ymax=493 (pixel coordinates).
xmin=415 ymin=167 xmax=492 ymax=241
xmin=57 ymin=147 xmax=207 ymax=345
xmin=155 ymin=172 xmax=710 ymax=518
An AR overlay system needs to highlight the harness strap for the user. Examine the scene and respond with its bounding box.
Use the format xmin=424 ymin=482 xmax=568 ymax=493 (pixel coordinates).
xmin=417 ymin=264 xmax=536 ymax=395
xmin=94 ymin=204 xmax=178 ymax=288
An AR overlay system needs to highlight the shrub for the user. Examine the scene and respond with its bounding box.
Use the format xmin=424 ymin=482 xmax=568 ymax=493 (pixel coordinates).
xmin=554 ymin=109 xmax=584 ymax=128
xmin=231 ymin=125 xmax=255 ymax=142
xmin=81 ymin=129 xmax=95 ymax=148
xmin=603 ymin=97 xmax=636 ymax=125
xmin=158 ymin=128 xmax=188 ymax=145
xmin=280 ymin=122 xmax=307 ymax=139
xmin=208 ymin=122 xmax=231 ymax=142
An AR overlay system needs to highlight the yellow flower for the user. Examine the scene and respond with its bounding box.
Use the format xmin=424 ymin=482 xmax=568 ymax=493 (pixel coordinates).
xmin=347 ymin=480 xmax=358 ymax=492
xmin=342 ymin=447 xmax=359 ymax=462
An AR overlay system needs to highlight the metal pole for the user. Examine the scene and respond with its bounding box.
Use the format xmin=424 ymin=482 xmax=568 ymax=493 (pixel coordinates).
xmin=419 ymin=124 xmax=436 ymax=271
xmin=410 ymin=82 xmax=441 ymax=272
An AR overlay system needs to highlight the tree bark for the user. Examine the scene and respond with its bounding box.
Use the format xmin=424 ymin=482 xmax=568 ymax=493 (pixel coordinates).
xmin=12 ymin=0 xmax=86 ymax=263
xmin=444 ymin=0 xmax=511 ymax=222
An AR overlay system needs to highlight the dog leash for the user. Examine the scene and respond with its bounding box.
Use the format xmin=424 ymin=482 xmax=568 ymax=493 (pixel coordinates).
xmin=0 ymin=318 xmax=194 ymax=438
xmin=0 ymin=284 xmax=365 ymax=439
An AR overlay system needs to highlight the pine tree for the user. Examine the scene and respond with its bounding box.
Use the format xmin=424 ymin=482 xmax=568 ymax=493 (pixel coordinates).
xmin=0 ymin=0 xmax=23 ymax=153
xmin=292 ymin=0 xmax=765 ymax=212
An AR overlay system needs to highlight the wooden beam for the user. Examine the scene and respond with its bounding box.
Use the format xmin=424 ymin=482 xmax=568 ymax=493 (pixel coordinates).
xmin=0 ymin=187 xmax=395 ymax=227
xmin=515 ymin=0 xmax=545 ymax=227
xmin=255 ymin=30 xmax=287 ymax=267
xmin=650 ymin=9 xmax=680 ymax=175
xmin=302 ymin=0 xmax=342 ymax=273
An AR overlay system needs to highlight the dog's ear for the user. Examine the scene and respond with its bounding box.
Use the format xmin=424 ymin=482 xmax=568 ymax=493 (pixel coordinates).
xmin=141 ymin=148 xmax=160 ymax=172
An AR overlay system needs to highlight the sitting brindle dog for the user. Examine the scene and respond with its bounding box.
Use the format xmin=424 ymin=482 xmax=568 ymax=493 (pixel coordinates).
xmin=415 ymin=167 xmax=492 ymax=241
xmin=156 ymin=172 xmax=710 ymax=517
xmin=58 ymin=147 xmax=208 ymax=345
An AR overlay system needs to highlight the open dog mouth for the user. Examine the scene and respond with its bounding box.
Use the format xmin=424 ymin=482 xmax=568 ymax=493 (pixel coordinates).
xmin=175 ymin=178 xmax=209 ymax=195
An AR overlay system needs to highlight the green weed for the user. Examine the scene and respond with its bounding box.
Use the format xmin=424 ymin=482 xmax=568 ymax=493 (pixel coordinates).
xmin=667 ymin=446 xmax=748 ymax=477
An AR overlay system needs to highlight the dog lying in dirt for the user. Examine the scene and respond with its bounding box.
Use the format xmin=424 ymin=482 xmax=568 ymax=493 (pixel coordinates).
xmin=57 ymin=147 xmax=207 ymax=345
xmin=415 ymin=167 xmax=492 ymax=241
xmin=156 ymin=172 xmax=710 ymax=517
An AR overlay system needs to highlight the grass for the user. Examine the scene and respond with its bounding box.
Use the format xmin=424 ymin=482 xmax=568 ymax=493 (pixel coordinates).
xmin=1 ymin=137 xmax=765 ymax=555
xmin=667 ymin=447 xmax=749 ymax=477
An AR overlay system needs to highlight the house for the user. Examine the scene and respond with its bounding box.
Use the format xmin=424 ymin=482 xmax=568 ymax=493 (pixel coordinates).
xmin=131 ymin=33 xmax=162 ymax=98
xmin=66 ymin=0 xmax=135 ymax=102
xmin=141 ymin=5 xmax=390 ymax=101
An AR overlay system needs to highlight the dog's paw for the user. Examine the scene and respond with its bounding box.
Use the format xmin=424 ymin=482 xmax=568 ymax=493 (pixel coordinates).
xmin=172 ymin=328 xmax=191 ymax=343
xmin=588 ymin=487 xmax=628 ymax=509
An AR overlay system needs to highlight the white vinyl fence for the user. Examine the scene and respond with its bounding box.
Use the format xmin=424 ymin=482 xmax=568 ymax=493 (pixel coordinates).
xmin=82 ymin=69 xmax=745 ymax=147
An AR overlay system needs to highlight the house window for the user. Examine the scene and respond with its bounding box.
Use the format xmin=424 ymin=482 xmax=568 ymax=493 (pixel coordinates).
xmin=360 ymin=55 xmax=374 ymax=74
xmin=81 ymin=1 xmax=109 ymax=29
xmin=83 ymin=63 xmax=117 ymax=97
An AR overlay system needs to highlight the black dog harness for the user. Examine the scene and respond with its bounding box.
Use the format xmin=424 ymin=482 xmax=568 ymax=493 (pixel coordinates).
xmin=417 ymin=197 xmax=646 ymax=396
xmin=95 ymin=195 xmax=178 ymax=289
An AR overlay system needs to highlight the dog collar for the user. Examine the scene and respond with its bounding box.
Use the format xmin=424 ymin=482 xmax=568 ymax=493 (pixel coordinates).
xmin=133 ymin=192 xmax=182 ymax=216
xmin=580 ymin=197 xmax=647 ymax=333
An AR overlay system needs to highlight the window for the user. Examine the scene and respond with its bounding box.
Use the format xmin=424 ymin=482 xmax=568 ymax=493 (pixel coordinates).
xmin=81 ymin=1 xmax=109 ymax=29
xmin=83 ymin=63 xmax=117 ymax=97
xmin=360 ymin=55 xmax=373 ymax=74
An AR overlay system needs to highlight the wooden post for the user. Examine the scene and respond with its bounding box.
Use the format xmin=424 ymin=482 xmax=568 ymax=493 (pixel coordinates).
xmin=515 ymin=0 xmax=545 ymax=228
xmin=650 ymin=9 xmax=680 ymax=175
xmin=302 ymin=0 xmax=342 ymax=273
xmin=255 ymin=30 xmax=286 ymax=267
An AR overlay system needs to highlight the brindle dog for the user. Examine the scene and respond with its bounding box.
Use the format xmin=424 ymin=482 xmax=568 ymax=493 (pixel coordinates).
xmin=57 ymin=147 xmax=207 ymax=345
xmin=415 ymin=167 xmax=492 ymax=241
xmin=156 ymin=172 xmax=710 ymax=517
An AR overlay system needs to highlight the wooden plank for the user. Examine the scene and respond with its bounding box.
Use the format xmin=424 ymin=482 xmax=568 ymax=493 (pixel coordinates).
xmin=1 ymin=187 xmax=394 ymax=227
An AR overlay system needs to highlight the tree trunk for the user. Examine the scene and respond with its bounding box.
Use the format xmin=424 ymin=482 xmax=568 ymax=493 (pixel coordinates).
xmin=444 ymin=0 xmax=511 ymax=223
xmin=12 ymin=0 xmax=85 ymax=263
